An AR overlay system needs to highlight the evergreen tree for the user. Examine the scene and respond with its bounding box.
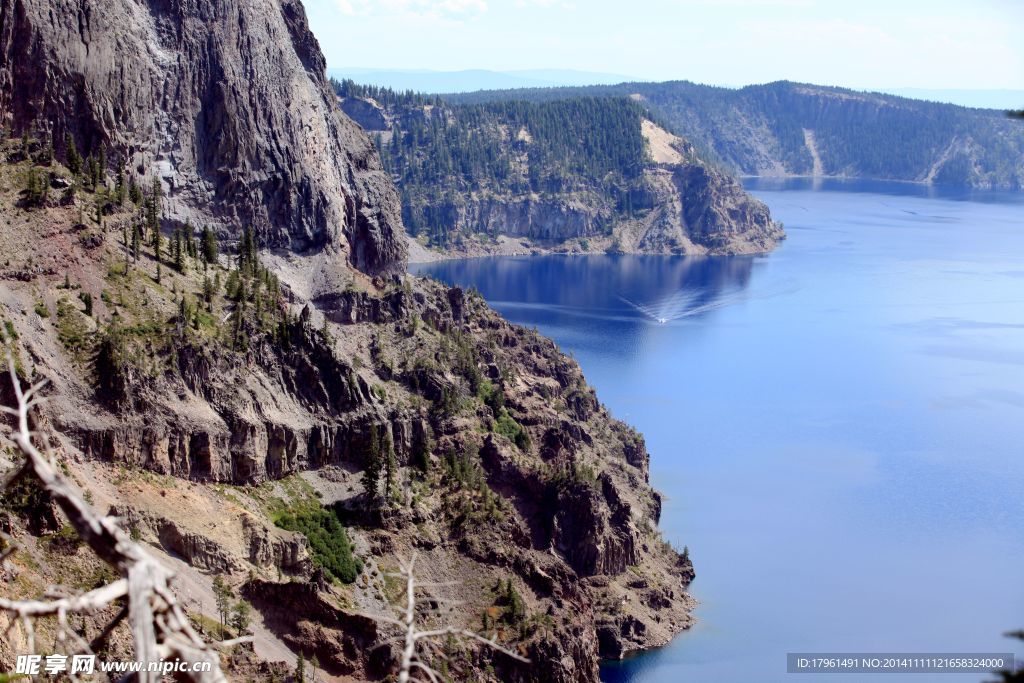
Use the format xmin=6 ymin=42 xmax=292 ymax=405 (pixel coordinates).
xmin=239 ymin=226 xmax=257 ymax=274
xmin=173 ymin=227 xmax=185 ymax=272
xmin=153 ymin=228 xmax=162 ymax=264
xmin=131 ymin=223 xmax=141 ymax=261
xmin=201 ymin=225 xmax=219 ymax=270
xmin=85 ymin=154 xmax=98 ymax=191
xmin=211 ymin=575 xmax=234 ymax=637
xmin=295 ymin=653 xmax=306 ymax=683
xmin=362 ymin=424 xmax=382 ymax=500
xmin=128 ymin=177 xmax=142 ymax=204
xmin=230 ymin=600 xmax=252 ymax=633
xmin=384 ymin=435 xmax=396 ymax=500
xmin=98 ymin=143 xmax=107 ymax=184
xmin=79 ymin=292 xmax=93 ymax=317
xmin=115 ymin=166 xmax=126 ymax=204
xmin=64 ymin=133 xmax=82 ymax=176
xmin=23 ymin=168 xmax=47 ymax=208
xmin=202 ymin=276 xmax=215 ymax=312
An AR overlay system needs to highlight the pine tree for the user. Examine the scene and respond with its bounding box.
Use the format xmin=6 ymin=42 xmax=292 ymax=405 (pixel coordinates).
xmin=23 ymin=168 xmax=41 ymax=207
xmin=202 ymin=276 xmax=215 ymax=312
xmin=295 ymin=653 xmax=306 ymax=683
xmin=64 ymin=133 xmax=82 ymax=176
xmin=129 ymin=177 xmax=142 ymax=204
xmin=98 ymin=144 xmax=107 ymax=186
xmin=79 ymin=292 xmax=93 ymax=317
xmin=230 ymin=600 xmax=252 ymax=633
xmin=211 ymin=575 xmax=234 ymax=638
xmin=201 ymin=225 xmax=219 ymax=270
xmin=84 ymin=154 xmax=97 ymax=191
xmin=363 ymin=424 xmax=382 ymax=500
xmin=239 ymin=226 xmax=257 ymax=275
xmin=115 ymin=166 xmax=126 ymax=204
xmin=173 ymin=227 xmax=185 ymax=272
xmin=153 ymin=228 xmax=162 ymax=264
xmin=131 ymin=224 xmax=141 ymax=261
xmin=384 ymin=435 xmax=396 ymax=501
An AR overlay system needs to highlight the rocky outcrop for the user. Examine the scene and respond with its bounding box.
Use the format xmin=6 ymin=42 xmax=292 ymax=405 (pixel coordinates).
xmin=339 ymin=97 xmax=390 ymax=132
xmin=624 ymin=164 xmax=783 ymax=255
xmin=0 ymin=0 xmax=406 ymax=276
xmin=243 ymin=579 xmax=389 ymax=677
xmin=241 ymin=516 xmax=314 ymax=576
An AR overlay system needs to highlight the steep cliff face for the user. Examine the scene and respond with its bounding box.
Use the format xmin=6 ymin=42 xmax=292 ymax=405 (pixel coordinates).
xmin=0 ymin=0 xmax=406 ymax=275
xmin=0 ymin=0 xmax=695 ymax=679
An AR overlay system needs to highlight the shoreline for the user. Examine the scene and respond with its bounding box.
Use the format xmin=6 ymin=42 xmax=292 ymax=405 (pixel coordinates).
xmin=406 ymin=233 xmax=781 ymax=265
xmin=739 ymin=172 xmax=1024 ymax=191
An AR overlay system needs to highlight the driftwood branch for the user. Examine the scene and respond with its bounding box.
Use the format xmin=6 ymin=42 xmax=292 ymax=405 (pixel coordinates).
xmin=0 ymin=354 xmax=248 ymax=681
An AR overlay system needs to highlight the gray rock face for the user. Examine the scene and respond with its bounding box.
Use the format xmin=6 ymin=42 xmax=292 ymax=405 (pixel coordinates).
xmin=0 ymin=0 xmax=406 ymax=275
xmin=640 ymin=164 xmax=783 ymax=254
xmin=426 ymin=194 xmax=613 ymax=241
xmin=339 ymin=97 xmax=389 ymax=132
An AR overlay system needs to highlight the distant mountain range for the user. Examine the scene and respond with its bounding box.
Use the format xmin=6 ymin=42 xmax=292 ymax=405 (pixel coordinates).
xmin=444 ymin=81 xmax=1024 ymax=190
xmin=329 ymin=68 xmax=1024 ymax=112
xmin=881 ymin=88 xmax=1024 ymax=111
xmin=327 ymin=68 xmax=636 ymax=93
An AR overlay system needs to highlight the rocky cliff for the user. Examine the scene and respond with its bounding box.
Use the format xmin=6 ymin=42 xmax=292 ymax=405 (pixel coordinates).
xmin=335 ymin=82 xmax=783 ymax=260
xmin=0 ymin=0 xmax=406 ymax=276
xmin=0 ymin=0 xmax=694 ymax=680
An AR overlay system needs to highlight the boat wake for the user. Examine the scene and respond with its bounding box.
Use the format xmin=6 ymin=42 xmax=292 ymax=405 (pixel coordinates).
xmin=619 ymin=279 xmax=799 ymax=324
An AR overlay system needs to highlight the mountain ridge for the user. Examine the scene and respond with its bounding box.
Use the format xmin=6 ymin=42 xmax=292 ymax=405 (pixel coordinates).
xmin=444 ymin=80 xmax=1024 ymax=190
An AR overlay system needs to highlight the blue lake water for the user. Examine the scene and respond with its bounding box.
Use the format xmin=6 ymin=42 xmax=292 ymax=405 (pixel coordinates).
xmin=410 ymin=179 xmax=1024 ymax=682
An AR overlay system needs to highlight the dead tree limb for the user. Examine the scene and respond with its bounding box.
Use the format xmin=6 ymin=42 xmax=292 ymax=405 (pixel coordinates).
xmin=364 ymin=552 xmax=529 ymax=683
xmin=1 ymin=355 xmax=248 ymax=681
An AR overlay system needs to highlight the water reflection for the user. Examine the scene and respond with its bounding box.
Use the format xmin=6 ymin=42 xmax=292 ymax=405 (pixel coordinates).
xmin=412 ymin=253 xmax=759 ymax=325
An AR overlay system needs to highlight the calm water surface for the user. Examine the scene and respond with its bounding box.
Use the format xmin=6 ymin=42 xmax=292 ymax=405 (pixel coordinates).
xmin=411 ymin=179 xmax=1024 ymax=682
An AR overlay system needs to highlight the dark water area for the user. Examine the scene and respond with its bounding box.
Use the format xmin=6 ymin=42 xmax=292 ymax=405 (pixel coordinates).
xmin=411 ymin=179 xmax=1024 ymax=682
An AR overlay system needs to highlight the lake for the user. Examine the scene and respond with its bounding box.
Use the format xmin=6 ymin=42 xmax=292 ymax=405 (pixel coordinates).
xmin=410 ymin=179 xmax=1024 ymax=682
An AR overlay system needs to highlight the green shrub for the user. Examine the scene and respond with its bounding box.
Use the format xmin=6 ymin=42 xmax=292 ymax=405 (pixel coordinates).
xmin=275 ymin=507 xmax=362 ymax=583
xmin=494 ymin=411 xmax=530 ymax=451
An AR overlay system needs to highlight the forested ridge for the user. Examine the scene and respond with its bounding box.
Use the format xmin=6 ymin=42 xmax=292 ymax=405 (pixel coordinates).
xmin=333 ymin=79 xmax=656 ymax=247
xmin=444 ymin=80 xmax=1024 ymax=189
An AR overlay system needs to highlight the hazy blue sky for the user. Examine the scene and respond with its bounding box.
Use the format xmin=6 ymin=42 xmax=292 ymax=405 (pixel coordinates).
xmin=303 ymin=0 xmax=1024 ymax=89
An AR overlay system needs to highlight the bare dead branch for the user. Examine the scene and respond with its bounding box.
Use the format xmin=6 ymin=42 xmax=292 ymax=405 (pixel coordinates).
xmin=361 ymin=551 xmax=528 ymax=683
xmin=0 ymin=354 xmax=236 ymax=682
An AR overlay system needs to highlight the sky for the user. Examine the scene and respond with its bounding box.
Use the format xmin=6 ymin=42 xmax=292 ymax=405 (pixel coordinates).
xmin=302 ymin=0 xmax=1024 ymax=90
